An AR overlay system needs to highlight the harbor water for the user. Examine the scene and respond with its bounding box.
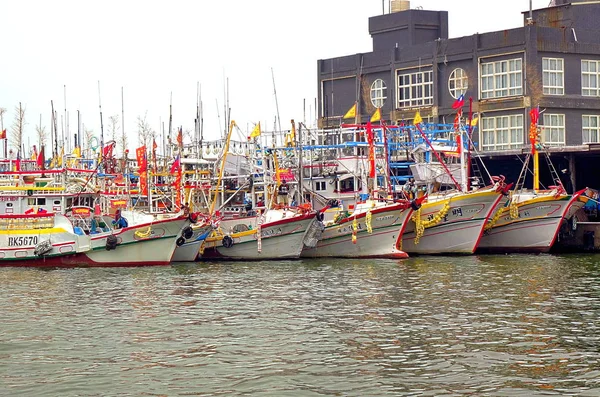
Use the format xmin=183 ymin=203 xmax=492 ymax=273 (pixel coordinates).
xmin=1 ymin=254 xmax=600 ymax=396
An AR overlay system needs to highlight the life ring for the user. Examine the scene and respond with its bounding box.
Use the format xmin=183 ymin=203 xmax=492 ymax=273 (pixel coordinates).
xmin=316 ymin=212 xmax=325 ymax=222
xmin=89 ymin=136 xmax=100 ymax=151
xmin=176 ymin=237 xmax=186 ymax=246
xmin=222 ymin=235 xmax=234 ymax=248
xmin=182 ymin=226 xmax=194 ymax=239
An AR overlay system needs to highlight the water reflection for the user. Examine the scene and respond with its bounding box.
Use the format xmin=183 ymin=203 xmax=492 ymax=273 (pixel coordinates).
xmin=0 ymin=255 xmax=599 ymax=395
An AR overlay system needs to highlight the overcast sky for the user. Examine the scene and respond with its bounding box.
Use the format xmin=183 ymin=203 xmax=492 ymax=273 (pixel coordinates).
xmin=1 ymin=0 xmax=549 ymax=152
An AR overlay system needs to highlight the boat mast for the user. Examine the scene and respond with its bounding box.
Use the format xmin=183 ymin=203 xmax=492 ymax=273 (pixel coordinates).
xmin=209 ymin=120 xmax=236 ymax=216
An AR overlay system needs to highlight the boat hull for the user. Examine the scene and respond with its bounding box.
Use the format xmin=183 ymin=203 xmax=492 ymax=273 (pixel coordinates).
xmin=477 ymin=190 xmax=584 ymax=253
xmin=301 ymin=203 xmax=411 ymax=258
xmin=80 ymin=217 xmax=189 ymax=266
xmin=202 ymin=213 xmax=316 ymax=260
xmin=171 ymin=224 xmax=213 ymax=262
xmin=401 ymin=190 xmax=503 ymax=254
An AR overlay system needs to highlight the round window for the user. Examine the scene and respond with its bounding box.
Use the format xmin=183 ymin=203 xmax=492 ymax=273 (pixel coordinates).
xmin=370 ymin=79 xmax=387 ymax=108
xmin=448 ymin=68 xmax=468 ymax=99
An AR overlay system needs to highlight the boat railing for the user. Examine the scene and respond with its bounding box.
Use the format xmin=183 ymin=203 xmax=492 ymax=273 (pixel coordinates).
xmin=0 ymin=213 xmax=55 ymax=230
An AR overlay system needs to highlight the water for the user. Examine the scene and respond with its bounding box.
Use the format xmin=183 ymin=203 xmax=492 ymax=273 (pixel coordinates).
xmin=1 ymin=254 xmax=600 ymax=396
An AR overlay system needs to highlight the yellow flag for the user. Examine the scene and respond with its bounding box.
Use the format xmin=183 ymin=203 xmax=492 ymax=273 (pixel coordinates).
xmin=413 ymin=111 xmax=423 ymax=125
xmin=73 ymin=146 xmax=81 ymax=158
xmin=250 ymin=122 xmax=261 ymax=138
xmin=343 ymin=103 xmax=357 ymax=119
xmin=370 ymin=108 xmax=381 ymax=122
xmin=469 ymin=117 xmax=479 ymax=126
xmin=57 ymin=147 xmax=64 ymax=167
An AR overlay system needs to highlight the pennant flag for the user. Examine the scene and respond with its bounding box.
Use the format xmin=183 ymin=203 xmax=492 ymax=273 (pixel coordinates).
xmin=370 ymin=108 xmax=381 ymax=123
xmin=0 ymin=129 xmax=5 ymax=139
xmin=57 ymin=147 xmax=64 ymax=167
xmin=452 ymin=94 xmax=465 ymax=109
xmin=413 ymin=111 xmax=423 ymax=125
xmin=152 ymin=139 xmax=157 ymax=152
xmin=72 ymin=146 xmax=81 ymax=158
xmin=170 ymin=154 xmax=181 ymax=175
xmin=31 ymin=145 xmax=38 ymax=160
xmin=343 ymin=103 xmax=357 ymax=119
xmin=37 ymin=145 xmax=45 ymax=170
xmin=103 ymin=141 xmax=116 ymax=159
xmin=469 ymin=117 xmax=479 ymax=127
xmin=249 ymin=122 xmax=261 ymax=139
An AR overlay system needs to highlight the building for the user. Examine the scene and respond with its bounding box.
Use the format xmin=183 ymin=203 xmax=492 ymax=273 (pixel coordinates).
xmin=316 ymin=0 xmax=600 ymax=190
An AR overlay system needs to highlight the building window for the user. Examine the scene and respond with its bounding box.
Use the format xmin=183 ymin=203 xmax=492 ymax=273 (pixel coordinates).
xmin=480 ymin=114 xmax=524 ymax=151
xmin=541 ymin=114 xmax=565 ymax=146
xmin=397 ymin=70 xmax=433 ymax=108
xmin=542 ymin=58 xmax=564 ymax=95
xmin=582 ymin=60 xmax=600 ymax=96
xmin=582 ymin=115 xmax=600 ymax=143
xmin=370 ymin=79 xmax=387 ymax=108
xmin=315 ymin=181 xmax=327 ymax=191
xmin=480 ymin=58 xmax=523 ymax=99
xmin=448 ymin=68 xmax=468 ymax=99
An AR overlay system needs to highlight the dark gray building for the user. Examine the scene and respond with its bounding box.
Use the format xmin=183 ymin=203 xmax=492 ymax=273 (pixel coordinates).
xmin=317 ymin=0 xmax=600 ymax=189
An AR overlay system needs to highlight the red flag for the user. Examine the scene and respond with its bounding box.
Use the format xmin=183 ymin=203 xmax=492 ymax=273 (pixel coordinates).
xmin=169 ymin=155 xmax=181 ymax=175
xmin=176 ymin=127 xmax=183 ymax=148
xmin=0 ymin=129 xmax=6 ymax=140
xmin=37 ymin=145 xmax=45 ymax=169
xmin=366 ymin=121 xmax=375 ymax=179
xmin=15 ymin=150 xmax=21 ymax=171
xmin=452 ymin=94 xmax=465 ymax=110
xmin=103 ymin=141 xmax=116 ymax=158
xmin=135 ymin=146 xmax=147 ymax=172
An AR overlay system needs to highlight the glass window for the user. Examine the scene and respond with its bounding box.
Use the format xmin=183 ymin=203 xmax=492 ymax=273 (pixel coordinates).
xmin=370 ymin=79 xmax=387 ymax=108
xmin=582 ymin=60 xmax=600 ymax=96
xmin=582 ymin=115 xmax=600 ymax=143
xmin=542 ymin=58 xmax=564 ymax=95
xmin=480 ymin=58 xmax=523 ymax=99
xmin=397 ymin=70 xmax=433 ymax=108
xmin=480 ymin=114 xmax=524 ymax=151
xmin=448 ymin=68 xmax=468 ymax=99
xmin=541 ymin=114 xmax=565 ymax=146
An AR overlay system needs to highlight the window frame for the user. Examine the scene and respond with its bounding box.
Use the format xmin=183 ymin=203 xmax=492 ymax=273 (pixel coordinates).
xmin=542 ymin=57 xmax=564 ymax=95
xmin=448 ymin=68 xmax=468 ymax=99
xmin=582 ymin=60 xmax=600 ymax=96
xmin=582 ymin=115 xmax=600 ymax=143
xmin=479 ymin=58 xmax=523 ymax=99
xmin=396 ymin=69 xmax=434 ymax=108
xmin=370 ymin=79 xmax=387 ymax=108
xmin=541 ymin=113 xmax=565 ymax=147
xmin=480 ymin=114 xmax=524 ymax=151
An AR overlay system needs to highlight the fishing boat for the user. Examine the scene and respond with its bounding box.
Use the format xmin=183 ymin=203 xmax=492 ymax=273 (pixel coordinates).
xmin=0 ymin=212 xmax=88 ymax=267
xmin=477 ymin=108 xmax=587 ymax=253
xmin=201 ymin=206 xmax=317 ymax=260
xmin=301 ymin=198 xmax=416 ymax=259
xmin=394 ymin=117 xmax=505 ymax=255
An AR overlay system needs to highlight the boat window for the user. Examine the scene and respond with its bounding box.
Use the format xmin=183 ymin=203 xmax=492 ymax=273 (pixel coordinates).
xmin=37 ymin=198 xmax=46 ymax=205
xmin=54 ymin=200 xmax=60 ymax=205
xmin=6 ymin=203 xmax=12 ymax=207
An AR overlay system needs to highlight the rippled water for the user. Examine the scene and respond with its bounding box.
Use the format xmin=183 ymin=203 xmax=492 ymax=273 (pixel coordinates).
xmin=1 ymin=254 xmax=600 ymax=396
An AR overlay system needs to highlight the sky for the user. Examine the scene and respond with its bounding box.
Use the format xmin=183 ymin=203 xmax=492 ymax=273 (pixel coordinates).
xmin=0 ymin=0 xmax=550 ymax=153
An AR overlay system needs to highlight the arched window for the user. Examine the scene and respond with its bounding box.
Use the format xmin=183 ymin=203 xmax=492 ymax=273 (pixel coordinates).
xmin=448 ymin=68 xmax=468 ymax=99
xmin=370 ymin=79 xmax=387 ymax=108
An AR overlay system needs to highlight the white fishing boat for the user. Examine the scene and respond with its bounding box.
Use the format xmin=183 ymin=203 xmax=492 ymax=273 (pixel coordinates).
xmin=477 ymin=187 xmax=585 ymax=253
xmin=73 ymin=211 xmax=192 ymax=266
xmin=401 ymin=187 xmax=504 ymax=254
xmin=301 ymin=199 xmax=414 ymax=258
xmin=201 ymin=206 xmax=317 ymax=260
xmin=0 ymin=212 xmax=88 ymax=267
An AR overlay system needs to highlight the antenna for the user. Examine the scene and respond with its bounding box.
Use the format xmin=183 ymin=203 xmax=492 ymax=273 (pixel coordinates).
xmin=271 ymin=67 xmax=282 ymax=134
